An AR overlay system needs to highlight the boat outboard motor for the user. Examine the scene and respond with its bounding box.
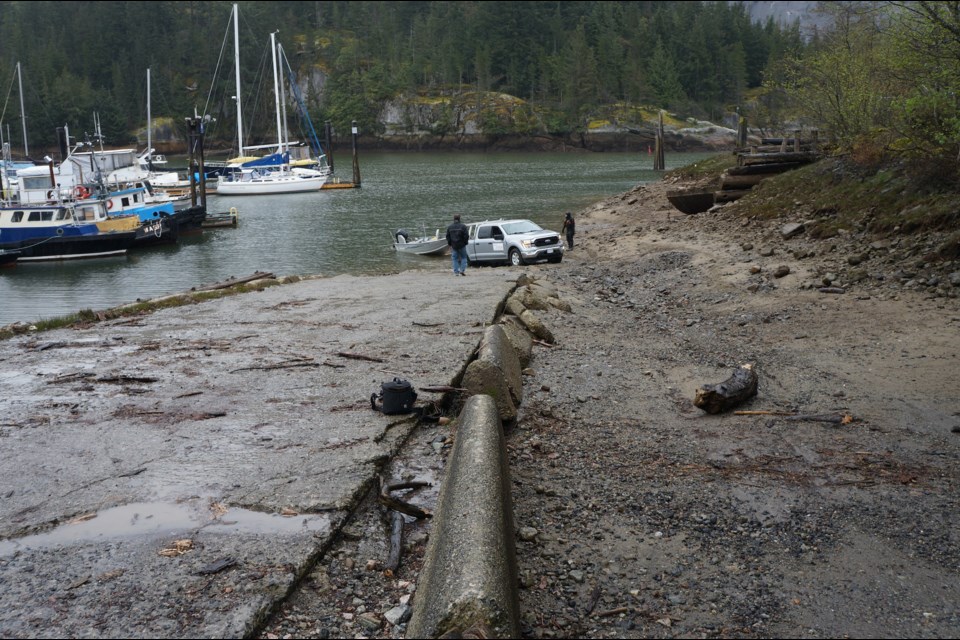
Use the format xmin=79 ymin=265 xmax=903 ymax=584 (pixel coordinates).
xmin=395 ymin=229 xmax=409 ymax=244
xmin=371 ymin=378 xmax=418 ymax=414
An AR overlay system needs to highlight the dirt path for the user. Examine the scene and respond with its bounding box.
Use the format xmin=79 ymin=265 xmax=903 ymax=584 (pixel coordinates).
xmin=258 ymin=178 xmax=960 ymax=639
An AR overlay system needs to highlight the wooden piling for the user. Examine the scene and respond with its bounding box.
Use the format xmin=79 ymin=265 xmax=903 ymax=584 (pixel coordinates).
xmin=351 ymin=120 xmax=361 ymax=187
xmin=325 ymin=120 xmax=334 ymax=173
xmin=653 ymin=111 xmax=665 ymax=171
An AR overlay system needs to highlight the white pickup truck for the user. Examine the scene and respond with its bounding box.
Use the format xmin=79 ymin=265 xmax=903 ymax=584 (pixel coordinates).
xmin=465 ymin=219 xmax=564 ymax=266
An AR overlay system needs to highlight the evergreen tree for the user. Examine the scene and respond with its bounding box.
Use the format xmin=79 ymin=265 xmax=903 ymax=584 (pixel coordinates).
xmin=648 ymin=38 xmax=685 ymax=108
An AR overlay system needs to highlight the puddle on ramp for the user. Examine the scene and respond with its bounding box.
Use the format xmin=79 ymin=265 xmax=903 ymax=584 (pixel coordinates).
xmin=0 ymin=501 xmax=332 ymax=557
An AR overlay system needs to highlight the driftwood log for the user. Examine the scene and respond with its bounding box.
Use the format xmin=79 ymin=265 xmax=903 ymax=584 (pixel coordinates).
xmin=379 ymin=478 xmax=432 ymax=577
xmin=195 ymin=271 xmax=275 ymax=292
xmin=694 ymin=364 xmax=758 ymax=414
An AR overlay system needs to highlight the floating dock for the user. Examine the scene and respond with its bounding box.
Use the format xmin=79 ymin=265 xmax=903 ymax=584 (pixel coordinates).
xmin=321 ymin=177 xmax=359 ymax=190
xmin=201 ymin=207 xmax=239 ymax=228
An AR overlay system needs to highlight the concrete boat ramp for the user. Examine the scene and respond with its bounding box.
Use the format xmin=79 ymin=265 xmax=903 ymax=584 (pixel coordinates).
xmin=0 ymin=268 xmax=517 ymax=638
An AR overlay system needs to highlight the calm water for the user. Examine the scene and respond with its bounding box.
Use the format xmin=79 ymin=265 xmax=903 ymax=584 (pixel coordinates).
xmin=0 ymin=151 xmax=711 ymax=325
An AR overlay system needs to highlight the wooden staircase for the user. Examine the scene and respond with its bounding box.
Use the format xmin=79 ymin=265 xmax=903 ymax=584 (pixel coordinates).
xmin=716 ymin=130 xmax=822 ymax=204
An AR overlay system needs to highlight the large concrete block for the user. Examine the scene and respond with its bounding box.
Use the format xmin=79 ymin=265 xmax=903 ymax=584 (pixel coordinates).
xmin=462 ymin=325 xmax=523 ymax=422
xmin=462 ymin=358 xmax=518 ymax=423
xmin=514 ymin=286 xmax=550 ymax=311
xmin=505 ymin=295 xmax=527 ymax=318
xmin=498 ymin=316 xmax=533 ymax=367
xmin=407 ymin=395 xmax=520 ymax=638
xmin=519 ymin=309 xmax=555 ymax=344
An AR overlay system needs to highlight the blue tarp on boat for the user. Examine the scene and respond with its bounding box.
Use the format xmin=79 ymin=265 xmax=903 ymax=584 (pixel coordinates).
xmin=241 ymin=152 xmax=289 ymax=168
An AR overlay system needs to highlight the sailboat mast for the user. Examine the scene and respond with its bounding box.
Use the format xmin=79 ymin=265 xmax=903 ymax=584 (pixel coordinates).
xmin=278 ymin=42 xmax=290 ymax=153
xmin=17 ymin=62 xmax=28 ymax=157
xmin=233 ymin=3 xmax=244 ymax=156
xmin=270 ymin=31 xmax=283 ymax=155
xmin=146 ymin=67 xmax=152 ymax=169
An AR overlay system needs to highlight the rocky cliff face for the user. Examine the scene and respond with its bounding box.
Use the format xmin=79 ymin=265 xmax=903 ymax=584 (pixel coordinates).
xmin=372 ymin=93 xmax=738 ymax=152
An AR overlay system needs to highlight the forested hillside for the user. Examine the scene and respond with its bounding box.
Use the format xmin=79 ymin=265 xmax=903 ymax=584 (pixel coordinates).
xmin=0 ymin=1 xmax=803 ymax=152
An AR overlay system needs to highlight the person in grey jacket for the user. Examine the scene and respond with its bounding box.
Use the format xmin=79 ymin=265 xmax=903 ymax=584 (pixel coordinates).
xmin=445 ymin=214 xmax=469 ymax=275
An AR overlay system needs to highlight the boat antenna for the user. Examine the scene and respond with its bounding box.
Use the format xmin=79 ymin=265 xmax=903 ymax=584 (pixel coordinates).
xmin=86 ymin=112 xmax=105 ymax=152
xmin=17 ymin=62 xmax=27 ymax=157
xmin=146 ymin=67 xmax=153 ymax=171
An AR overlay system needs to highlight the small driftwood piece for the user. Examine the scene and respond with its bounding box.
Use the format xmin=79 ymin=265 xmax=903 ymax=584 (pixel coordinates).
xmin=785 ymin=413 xmax=854 ymax=425
xmin=379 ymin=478 xmax=433 ymax=577
xmin=694 ymin=364 xmax=758 ymax=414
xmin=231 ymin=358 xmax=319 ymax=373
xmin=594 ymin=607 xmax=630 ymax=618
xmin=95 ymin=375 xmax=159 ymax=384
xmin=384 ymin=511 xmax=404 ymax=576
xmin=378 ymin=491 xmax=432 ymax=520
xmin=818 ymin=287 xmax=846 ymax=294
xmin=336 ymin=351 xmax=385 ymax=363
xmin=585 ymin=584 xmax=602 ymax=615
xmin=197 ymin=557 xmax=237 ymax=575
xmin=419 ymin=385 xmax=466 ymax=393
xmin=734 ymin=410 xmax=793 ymax=416
xmin=735 ymin=410 xmax=854 ymax=425
xmin=378 ymin=479 xmax=432 ymax=519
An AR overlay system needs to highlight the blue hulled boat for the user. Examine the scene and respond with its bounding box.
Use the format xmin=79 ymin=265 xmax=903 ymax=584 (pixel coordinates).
xmin=0 ymin=199 xmax=140 ymax=261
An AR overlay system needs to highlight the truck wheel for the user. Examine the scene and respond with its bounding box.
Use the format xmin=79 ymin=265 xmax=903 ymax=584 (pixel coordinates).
xmin=509 ymin=248 xmax=525 ymax=266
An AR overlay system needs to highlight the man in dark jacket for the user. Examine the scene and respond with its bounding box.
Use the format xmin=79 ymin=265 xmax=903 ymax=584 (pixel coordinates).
xmin=446 ymin=214 xmax=469 ymax=276
xmin=562 ymin=212 xmax=575 ymax=250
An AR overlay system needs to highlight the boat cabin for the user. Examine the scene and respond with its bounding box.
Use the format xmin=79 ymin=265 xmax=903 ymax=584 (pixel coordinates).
xmin=17 ymin=148 xmax=144 ymax=204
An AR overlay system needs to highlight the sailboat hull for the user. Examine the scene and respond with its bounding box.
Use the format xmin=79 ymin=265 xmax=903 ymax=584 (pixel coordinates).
xmin=215 ymin=173 xmax=328 ymax=195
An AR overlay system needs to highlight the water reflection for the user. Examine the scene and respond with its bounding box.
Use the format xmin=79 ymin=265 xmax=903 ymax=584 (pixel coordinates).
xmin=0 ymin=151 xmax=712 ymax=325
xmin=0 ymin=501 xmax=332 ymax=557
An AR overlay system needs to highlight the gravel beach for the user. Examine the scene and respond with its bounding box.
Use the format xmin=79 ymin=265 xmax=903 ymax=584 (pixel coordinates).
xmin=258 ymin=175 xmax=960 ymax=639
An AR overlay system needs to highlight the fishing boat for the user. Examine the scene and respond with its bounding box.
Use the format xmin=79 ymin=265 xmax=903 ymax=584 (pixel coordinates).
xmin=214 ymin=8 xmax=328 ymax=195
xmin=392 ymin=228 xmax=449 ymax=256
xmin=0 ymin=200 xmax=139 ymax=261
xmin=99 ymin=185 xmax=178 ymax=246
xmin=15 ymin=131 xmax=144 ymax=205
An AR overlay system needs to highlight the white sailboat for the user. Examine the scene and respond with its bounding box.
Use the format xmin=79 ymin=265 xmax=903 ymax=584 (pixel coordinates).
xmin=216 ymin=5 xmax=328 ymax=196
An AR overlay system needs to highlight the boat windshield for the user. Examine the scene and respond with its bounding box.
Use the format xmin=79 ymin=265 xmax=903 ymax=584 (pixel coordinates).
xmin=502 ymin=221 xmax=543 ymax=234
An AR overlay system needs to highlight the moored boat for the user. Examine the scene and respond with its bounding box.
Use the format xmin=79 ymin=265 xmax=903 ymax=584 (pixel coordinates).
xmin=216 ymin=166 xmax=328 ymax=195
xmin=213 ymin=9 xmax=329 ymax=195
xmin=666 ymin=189 xmax=715 ymax=215
xmin=0 ymin=200 xmax=137 ymax=261
xmin=392 ymin=228 xmax=450 ymax=256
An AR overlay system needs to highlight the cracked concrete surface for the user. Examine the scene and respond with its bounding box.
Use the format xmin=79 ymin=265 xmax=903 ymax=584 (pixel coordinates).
xmin=0 ymin=268 xmax=515 ymax=638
